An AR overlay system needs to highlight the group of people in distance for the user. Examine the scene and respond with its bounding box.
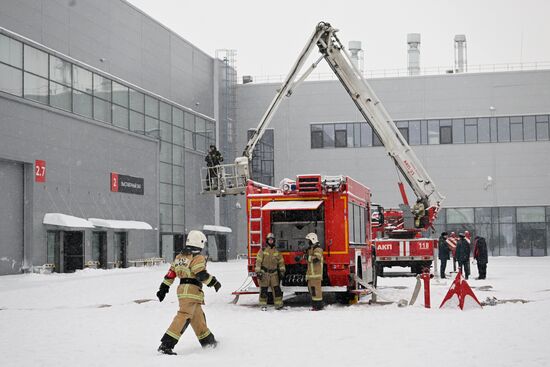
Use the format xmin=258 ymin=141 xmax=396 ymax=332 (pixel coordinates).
xmin=438 ymin=231 xmax=488 ymax=280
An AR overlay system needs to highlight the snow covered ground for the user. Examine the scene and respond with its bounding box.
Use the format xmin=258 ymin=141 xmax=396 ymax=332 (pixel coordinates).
xmin=1 ymin=257 xmax=549 ymax=367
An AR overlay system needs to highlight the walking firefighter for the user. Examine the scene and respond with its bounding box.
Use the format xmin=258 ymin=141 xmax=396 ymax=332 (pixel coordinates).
xmin=155 ymin=230 xmax=221 ymax=355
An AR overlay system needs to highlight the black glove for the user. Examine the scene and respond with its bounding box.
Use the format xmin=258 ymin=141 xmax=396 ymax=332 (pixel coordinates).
xmin=208 ymin=276 xmax=222 ymax=292
xmin=156 ymin=283 xmax=169 ymax=302
xmin=256 ymin=271 xmax=264 ymax=279
xmin=213 ymin=280 xmax=222 ymax=292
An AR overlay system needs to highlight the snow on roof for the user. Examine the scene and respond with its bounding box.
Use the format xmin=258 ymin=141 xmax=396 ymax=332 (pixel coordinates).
xmin=88 ymin=218 xmax=153 ymax=230
xmin=203 ymin=225 xmax=233 ymax=233
xmin=43 ymin=213 xmax=95 ymax=228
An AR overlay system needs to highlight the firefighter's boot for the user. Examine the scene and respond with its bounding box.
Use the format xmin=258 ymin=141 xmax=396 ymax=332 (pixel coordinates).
xmin=199 ymin=333 xmax=218 ymax=349
xmin=311 ymin=300 xmax=324 ymax=311
xmin=158 ymin=334 xmax=178 ymax=355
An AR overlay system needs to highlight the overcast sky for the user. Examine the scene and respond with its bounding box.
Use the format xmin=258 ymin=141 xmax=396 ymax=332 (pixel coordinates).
xmin=127 ymin=0 xmax=550 ymax=78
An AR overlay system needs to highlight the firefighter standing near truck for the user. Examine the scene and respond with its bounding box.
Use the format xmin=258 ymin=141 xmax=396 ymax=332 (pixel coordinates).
xmin=255 ymin=233 xmax=286 ymax=310
xmin=305 ymin=233 xmax=324 ymax=311
xmin=155 ymin=230 xmax=221 ymax=355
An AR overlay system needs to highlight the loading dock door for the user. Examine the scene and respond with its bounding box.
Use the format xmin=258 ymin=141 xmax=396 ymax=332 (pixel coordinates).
xmin=0 ymin=160 xmax=24 ymax=275
xmin=63 ymin=231 xmax=84 ymax=272
xmin=92 ymin=232 xmax=108 ymax=268
xmin=114 ymin=232 xmax=127 ymax=268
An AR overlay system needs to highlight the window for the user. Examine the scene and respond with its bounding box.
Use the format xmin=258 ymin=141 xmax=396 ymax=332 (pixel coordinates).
xmin=335 ymin=124 xmax=347 ymax=148
xmin=24 ymin=72 xmax=48 ymax=104
xmin=420 ymin=120 xmax=428 ymax=144
xmin=93 ymin=74 xmax=111 ymax=101
xmin=523 ymin=116 xmax=536 ymax=141
xmin=360 ymin=123 xmax=372 ymax=146
xmin=536 ymin=115 xmax=549 ymax=140
xmin=353 ymin=123 xmax=361 ymax=147
xmin=497 ymin=117 xmax=510 ymax=142
xmin=173 ymin=108 xmax=183 ymax=127
xmin=398 ymin=127 xmax=409 ymax=143
xmin=322 ymin=124 xmax=335 ymax=148
xmin=73 ymin=90 xmax=92 ymax=118
xmin=347 ymin=124 xmax=355 ymax=147
xmin=112 ymin=82 xmax=128 ymax=107
xmin=465 ymin=118 xmax=477 ymax=143
xmin=173 ymin=165 xmax=184 ymax=186
xmin=517 ymin=207 xmax=545 ymax=223
xmin=129 ymin=110 xmax=144 ymax=133
xmin=24 ymin=45 xmax=48 ymax=77
xmin=428 ymin=120 xmax=440 ymax=144
xmin=440 ymin=126 xmax=452 ymax=144
xmin=0 ymin=34 xmax=22 ymax=67
xmin=490 ymin=117 xmax=498 ymax=142
xmin=0 ymin=63 xmax=22 ymax=96
xmin=49 ymin=82 xmax=71 ymax=111
xmin=311 ymin=125 xmax=323 ymax=148
xmin=478 ymin=117 xmax=490 ymax=143
xmin=93 ymin=97 xmax=111 ymax=123
xmin=49 ymin=55 xmax=71 ymax=86
xmin=145 ymin=116 xmax=159 ymax=137
xmin=510 ymin=116 xmax=523 ymax=142
xmin=129 ymin=89 xmax=144 ymax=113
xmin=446 ymin=208 xmax=474 ymax=224
xmin=73 ymin=65 xmax=92 ymax=93
xmin=451 ymin=119 xmax=464 ymax=143
xmin=145 ymin=95 xmax=158 ymax=118
xmin=408 ymin=120 xmax=421 ymax=145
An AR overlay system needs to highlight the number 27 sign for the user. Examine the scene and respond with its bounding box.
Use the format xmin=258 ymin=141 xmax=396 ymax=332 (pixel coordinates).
xmin=35 ymin=160 xmax=46 ymax=183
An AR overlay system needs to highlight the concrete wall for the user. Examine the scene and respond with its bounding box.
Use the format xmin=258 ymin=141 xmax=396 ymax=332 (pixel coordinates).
xmin=235 ymin=70 xmax=550 ymax=253
xmin=0 ymin=0 xmax=215 ymax=116
xmin=0 ymin=95 xmax=158 ymax=271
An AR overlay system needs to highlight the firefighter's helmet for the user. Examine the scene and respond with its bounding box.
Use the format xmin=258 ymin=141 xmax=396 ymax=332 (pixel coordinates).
xmin=266 ymin=233 xmax=275 ymax=240
xmin=305 ymin=232 xmax=319 ymax=244
xmin=186 ymin=230 xmax=207 ymax=249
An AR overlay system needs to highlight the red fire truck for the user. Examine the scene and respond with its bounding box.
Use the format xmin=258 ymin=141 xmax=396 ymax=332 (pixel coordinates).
xmin=202 ymin=22 xmax=445 ymax=299
xmin=242 ymin=174 xmax=376 ymax=301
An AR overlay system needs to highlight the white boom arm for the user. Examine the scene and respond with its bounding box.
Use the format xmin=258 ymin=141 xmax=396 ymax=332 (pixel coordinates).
xmin=234 ymin=22 xmax=444 ymax=208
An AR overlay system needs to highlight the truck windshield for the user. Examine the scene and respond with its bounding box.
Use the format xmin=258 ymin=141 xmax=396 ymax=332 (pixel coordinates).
xmin=270 ymin=205 xmax=325 ymax=252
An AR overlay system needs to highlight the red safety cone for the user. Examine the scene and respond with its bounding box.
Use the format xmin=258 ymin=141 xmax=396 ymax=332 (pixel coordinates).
xmin=439 ymin=270 xmax=482 ymax=310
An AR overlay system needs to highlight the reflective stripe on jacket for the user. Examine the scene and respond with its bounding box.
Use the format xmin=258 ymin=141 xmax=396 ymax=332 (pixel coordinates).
xmin=162 ymin=254 xmax=212 ymax=304
xmin=306 ymin=245 xmax=323 ymax=280
xmin=255 ymin=246 xmax=285 ymax=274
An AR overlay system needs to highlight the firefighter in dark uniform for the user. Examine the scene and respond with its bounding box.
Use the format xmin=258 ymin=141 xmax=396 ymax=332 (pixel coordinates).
xmin=156 ymin=230 xmax=221 ymax=355
xmin=455 ymin=232 xmax=471 ymax=280
xmin=305 ymin=232 xmax=324 ymax=311
xmin=473 ymin=236 xmax=488 ymax=279
xmin=255 ymin=233 xmax=286 ymax=309
xmin=438 ymin=232 xmax=450 ymax=278
xmin=205 ymin=145 xmax=223 ymax=190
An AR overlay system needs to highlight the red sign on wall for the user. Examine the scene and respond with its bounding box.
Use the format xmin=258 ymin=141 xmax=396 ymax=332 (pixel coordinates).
xmin=35 ymin=160 xmax=46 ymax=183
xmin=111 ymin=172 xmax=119 ymax=192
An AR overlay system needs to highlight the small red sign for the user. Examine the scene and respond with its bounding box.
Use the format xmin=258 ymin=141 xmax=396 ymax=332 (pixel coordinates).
xmin=35 ymin=160 xmax=46 ymax=183
xmin=111 ymin=172 xmax=119 ymax=192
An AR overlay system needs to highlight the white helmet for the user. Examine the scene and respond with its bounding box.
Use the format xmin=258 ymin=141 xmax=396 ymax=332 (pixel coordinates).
xmin=186 ymin=230 xmax=207 ymax=249
xmin=305 ymin=233 xmax=319 ymax=244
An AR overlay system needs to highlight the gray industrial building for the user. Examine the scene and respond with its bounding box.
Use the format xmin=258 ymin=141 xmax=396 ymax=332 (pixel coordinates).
xmin=236 ymin=69 xmax=550 ymax=258
xmin=1 ymin=1 xmax=549 ymax=276
xmin=0 ymin=0 xmax=237 ymax=275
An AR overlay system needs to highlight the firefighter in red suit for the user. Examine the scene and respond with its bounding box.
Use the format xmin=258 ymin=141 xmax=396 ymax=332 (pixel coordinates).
xmin=155 ymin=230 xmax=221 ymax=355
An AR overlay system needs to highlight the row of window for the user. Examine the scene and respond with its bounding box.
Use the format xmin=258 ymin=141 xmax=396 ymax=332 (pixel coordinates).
xmin=0 ymin=32 xmax=215 ymax=152
xmin=433 ymin=206 xmax=550 ymax=257
xmin=311 ymin=114 xmax=550 ymax=149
